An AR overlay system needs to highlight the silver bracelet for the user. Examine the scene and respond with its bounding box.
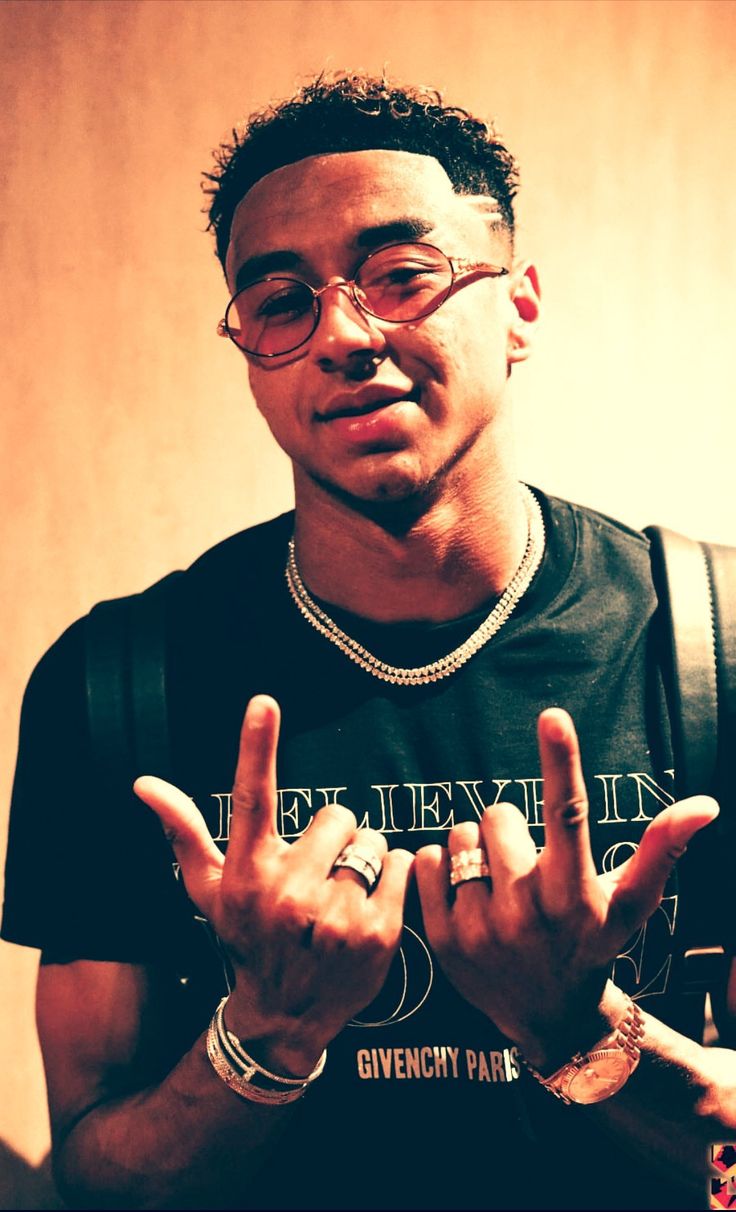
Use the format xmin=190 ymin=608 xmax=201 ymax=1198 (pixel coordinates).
xmin=206 ymin=996 xmax=327 ymax=1105
xmin=206 ymin=1020 xmax=305 ymax=1104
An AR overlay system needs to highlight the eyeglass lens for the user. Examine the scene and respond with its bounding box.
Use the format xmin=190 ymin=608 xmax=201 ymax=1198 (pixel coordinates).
xmin=225 ymin=243 xmax=454 ymax=357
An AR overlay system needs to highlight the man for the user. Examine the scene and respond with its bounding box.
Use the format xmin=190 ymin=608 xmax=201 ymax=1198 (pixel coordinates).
xmin=2 ymin=73 xmax=734 ymax=1210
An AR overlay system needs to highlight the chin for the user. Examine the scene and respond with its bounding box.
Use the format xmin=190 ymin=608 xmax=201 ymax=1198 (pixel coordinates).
xmin=310 ymin=460 xmax=448 ymax=530
xmin=335 ymin=456 xmax=431 ymax=502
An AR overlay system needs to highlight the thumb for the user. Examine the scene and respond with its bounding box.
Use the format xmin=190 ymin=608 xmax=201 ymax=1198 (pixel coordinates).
xmin=610 ymin=795 xmax=719 ymax=928
xmin=134 ymin=775 xmax=224 ymax=918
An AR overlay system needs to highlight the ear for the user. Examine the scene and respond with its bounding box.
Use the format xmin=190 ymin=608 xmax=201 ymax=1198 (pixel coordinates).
xmin=507 ymin=261 xmax=541 ymax=366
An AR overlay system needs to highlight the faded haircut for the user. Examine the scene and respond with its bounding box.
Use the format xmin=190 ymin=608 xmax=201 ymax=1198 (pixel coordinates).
xmin=203 ymin=72 xmax=519 ymax=273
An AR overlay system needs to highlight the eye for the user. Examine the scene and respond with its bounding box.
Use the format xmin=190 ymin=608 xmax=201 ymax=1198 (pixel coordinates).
xmin=368 ymin=263 xmax=441 ymax=291
xmin=358 ymin=245 xmax=449 ymax=301
xmin=255 ymin=284 xmax=313 ymax=324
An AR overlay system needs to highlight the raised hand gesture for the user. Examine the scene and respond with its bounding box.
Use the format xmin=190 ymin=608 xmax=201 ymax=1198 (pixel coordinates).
xmin=135 ymin=695 xmax=414 ymax=1074
xmin=415 ymin=707 xmax=718 ymax=1066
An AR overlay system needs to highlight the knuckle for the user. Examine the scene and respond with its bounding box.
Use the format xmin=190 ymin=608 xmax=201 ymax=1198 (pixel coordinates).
xmin=353 ymin=827 xmax=388 ymax=857
xmin=487 ymin=906 xmax=519 ymax=946
xmin=315 ymin=803 xmax=357 ymax=832
xmin=231 ymin=782 xmax=270 ymax=820
xmin=311 ymin=915 xmax=349 ymax=953
xmin=356 ymin=921 xmax=389 ymax=956
xmin=383 ymin=848 xmax=414 ymax=876
xmin=414 ymin=844 xmax=442 ymax=870
xmin=483 ymin=801 xmax=519 ymax=821
xmin=456 ymin=914 xmax=490 ymax=952
xmin=271 ymin=889 xmax=316 ymax=935
xmin=448 ymin=822 xmax=481 ymax=850
xmin=557 ymin=796 xmax=589 ymax=828
xmin=430 ymin=929 xmax=454 ymax=963
xmin=665 ymin=841 xmax=688 ymax=862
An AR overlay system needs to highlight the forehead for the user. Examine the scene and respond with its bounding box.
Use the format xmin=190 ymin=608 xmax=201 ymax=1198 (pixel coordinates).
xmin=225 ymin=150 xmax=493 ymax=284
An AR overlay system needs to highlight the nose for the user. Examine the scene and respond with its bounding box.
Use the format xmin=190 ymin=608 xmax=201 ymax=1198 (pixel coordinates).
xmin=310 ymin=280 xmax=386 ymax=374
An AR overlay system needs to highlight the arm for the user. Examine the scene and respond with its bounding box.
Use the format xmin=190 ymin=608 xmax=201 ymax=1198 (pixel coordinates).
xmin=37 ymin=959 xmax=299 ymax=1210
xmin=39 ymin=695 xmax=413 ymax=1210
xmin=415 ymin=708 xmax=736 ymax=1201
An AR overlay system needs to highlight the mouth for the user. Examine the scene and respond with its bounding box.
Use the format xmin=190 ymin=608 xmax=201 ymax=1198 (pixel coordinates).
xmin=317 ymin=385 xmax=421 ymax=422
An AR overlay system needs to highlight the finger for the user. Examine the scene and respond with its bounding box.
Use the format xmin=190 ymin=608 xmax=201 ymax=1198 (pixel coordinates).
xmin=227 ymin=695 xmax=282 ymax=867
xmin=446 ymin=822 xmax=491 ymax=905
xmin=479 ymin=803 xmax=537 ymax=894
xmin=370 ymin=847 xmax=415 ymax=929
xmin=290 ymin=804 xmax=359 ymax=877
xmin=447 ymin=822 xmax=481 ymax=855
xmin=607 ymin=796 xmax=719 ymax=936
xmin=330 ymin=826 xmax=389 ymax=893
xmin=134 ymin=776 xmax=223 ymax=918
xmin=414 ymin=845 xmax=452 ymax=948
xmin=536 ymin=708 xmax=598 ymax=903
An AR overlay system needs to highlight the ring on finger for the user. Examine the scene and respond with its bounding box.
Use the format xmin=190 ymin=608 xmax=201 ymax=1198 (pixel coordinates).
xmin=332 ymin=843 xmax=383 ymax=892
xmin=450 ymin=847 xmax=491 ymax=887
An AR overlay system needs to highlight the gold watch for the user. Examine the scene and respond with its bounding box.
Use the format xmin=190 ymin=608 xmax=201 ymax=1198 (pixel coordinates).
xmin=522 ymin=992 xmax=644 ymax=1105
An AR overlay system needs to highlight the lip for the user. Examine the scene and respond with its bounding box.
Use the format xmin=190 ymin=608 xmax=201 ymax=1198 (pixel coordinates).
xmin=316 ymin=384 xmax=421 ymax=421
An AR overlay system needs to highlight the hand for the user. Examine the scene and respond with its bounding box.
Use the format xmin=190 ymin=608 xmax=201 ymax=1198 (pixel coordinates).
xmin=134 ymin=695 xmax=414 ymax=1074
xmin=415 ymin=707 xmax=719 ymax=1068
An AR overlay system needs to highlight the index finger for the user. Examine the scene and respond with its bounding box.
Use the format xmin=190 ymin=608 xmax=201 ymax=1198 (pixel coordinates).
xmin=536 ymin=708 xmax=598 ymax=902
xmin=226 ymin=694 xmax=282 ymax=867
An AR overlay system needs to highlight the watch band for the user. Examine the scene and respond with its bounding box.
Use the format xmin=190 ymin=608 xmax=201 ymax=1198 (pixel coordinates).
xmin=522 ymin=990 xmax=645 ymax=1105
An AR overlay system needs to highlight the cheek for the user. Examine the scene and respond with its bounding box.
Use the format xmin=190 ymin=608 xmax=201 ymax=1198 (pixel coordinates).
xmin=414 ymin=308 xmax=507 ymax=389
xmin=248 ymin=366 xmax=294 ymax=425
xmin=414 ymin=288 xmax=511 ymax=373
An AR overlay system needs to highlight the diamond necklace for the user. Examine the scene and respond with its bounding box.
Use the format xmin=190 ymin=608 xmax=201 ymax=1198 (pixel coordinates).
xmin=285 ymin=484 xmax=545 ymax=687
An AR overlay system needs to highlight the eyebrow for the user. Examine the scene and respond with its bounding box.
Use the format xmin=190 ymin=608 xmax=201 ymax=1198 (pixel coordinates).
xmin=234 ymin=250 xmax=302 ymax=291
xmin=354 ymin=217 xmax=435 ymax=249
xmin=233 ymin=216 xmax=436 ymax=291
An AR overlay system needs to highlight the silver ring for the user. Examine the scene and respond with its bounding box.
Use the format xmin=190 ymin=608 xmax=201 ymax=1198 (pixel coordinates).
xmin=450 ymin=847 xmax=491 ymax=887
xmin=332 ymin=843 xmax=383 ymax=892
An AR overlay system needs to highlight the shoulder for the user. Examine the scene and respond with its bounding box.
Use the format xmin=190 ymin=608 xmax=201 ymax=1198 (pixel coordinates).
xmin=24 ymin=511 xmax=295 ymax=701
xmin=544 ymin=490 xmax=650 ymax=551
xmin=542 ymin=490 xmax=653 ymax=580
xmin=183 ymin=510 xmax=294 ymax=585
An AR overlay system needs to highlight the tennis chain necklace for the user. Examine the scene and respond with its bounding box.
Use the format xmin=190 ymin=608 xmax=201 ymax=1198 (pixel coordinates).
xmin=285 ymin=484 xmax=545 ymax=687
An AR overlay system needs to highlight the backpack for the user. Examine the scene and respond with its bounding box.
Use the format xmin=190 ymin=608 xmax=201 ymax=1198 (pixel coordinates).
xmin=643 ymin=526 xmax=735 ymax=1017
xmin=84 ymin=522 xmax=736 ymax=1004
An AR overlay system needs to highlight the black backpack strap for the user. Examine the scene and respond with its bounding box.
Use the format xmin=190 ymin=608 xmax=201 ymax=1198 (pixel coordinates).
xmin=85 ymin=596 xmax=133 ymax=790
xmin=645 ymin=525 xmax=736 ymax=995
xmin=703 ymin=539 xmax=736 ymax=808
xmin=85 ymin=572 xmax=182 ymax=791
xmin=644 ymin=526 xmax=719 ymax=797
xmin=128 ymin=574 xmax=180 ymax=784
xmin=83 ymin=514 xmax=294 ymax=793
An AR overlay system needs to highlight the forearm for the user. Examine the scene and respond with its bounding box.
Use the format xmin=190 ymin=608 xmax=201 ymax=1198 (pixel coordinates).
xmin=522 ymin=987 xmax=736 ymax=1200
xmin=588 ymin=1007 xmax=736 ymax=1196
xmin=55 ymin=1026 xmax=302 ymax=1210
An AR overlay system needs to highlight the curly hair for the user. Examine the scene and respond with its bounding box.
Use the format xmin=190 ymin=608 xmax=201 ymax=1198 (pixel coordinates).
xmin=203 ymin=72 xmax=519 ymax=273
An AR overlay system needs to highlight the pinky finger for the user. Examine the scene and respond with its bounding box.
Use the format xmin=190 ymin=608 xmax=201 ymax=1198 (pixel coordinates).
xmin=414 ymin=845 xmax=452 ymax=950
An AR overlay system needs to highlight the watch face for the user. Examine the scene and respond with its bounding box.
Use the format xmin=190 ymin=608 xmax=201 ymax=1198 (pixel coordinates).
xmin=565 ymin=1051 xmax=631 ymax=1105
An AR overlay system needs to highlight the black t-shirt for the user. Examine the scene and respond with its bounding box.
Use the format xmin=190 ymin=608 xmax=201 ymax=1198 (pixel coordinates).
xmin=1 ymin=490 xmax=703 ymax=1210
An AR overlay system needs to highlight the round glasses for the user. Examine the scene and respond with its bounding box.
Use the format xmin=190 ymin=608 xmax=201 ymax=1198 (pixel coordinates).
xmin=218 ymin=242 xmax=509 ymax=358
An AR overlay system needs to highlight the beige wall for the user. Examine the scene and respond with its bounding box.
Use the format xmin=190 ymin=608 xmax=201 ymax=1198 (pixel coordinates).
xmin=2 ymin=0 xmax=735 ymax=1196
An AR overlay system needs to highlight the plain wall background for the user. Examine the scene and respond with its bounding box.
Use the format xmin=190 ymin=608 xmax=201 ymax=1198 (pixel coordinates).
xmin=1 ymin=0 xmax=734 ymax=1201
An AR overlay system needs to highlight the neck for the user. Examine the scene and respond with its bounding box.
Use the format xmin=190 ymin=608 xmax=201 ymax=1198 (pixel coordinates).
xmin=291 ymin=461 xmax=530 ymax=624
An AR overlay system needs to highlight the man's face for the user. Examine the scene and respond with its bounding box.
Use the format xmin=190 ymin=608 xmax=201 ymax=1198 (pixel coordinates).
xmin=225 ymin=149 xmax=536 ymax=508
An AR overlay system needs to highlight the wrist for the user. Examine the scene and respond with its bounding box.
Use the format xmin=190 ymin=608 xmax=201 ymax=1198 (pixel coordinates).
xmin=206 ymin=996 xmax=327 ymax=1107
xmin=223 ymin=994 xmax=330 ymax=1079
xmin=519 ymin=983 xmax=644 ymax=1106
xmin=515 ymin=979 xmax=629 ymax=1074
